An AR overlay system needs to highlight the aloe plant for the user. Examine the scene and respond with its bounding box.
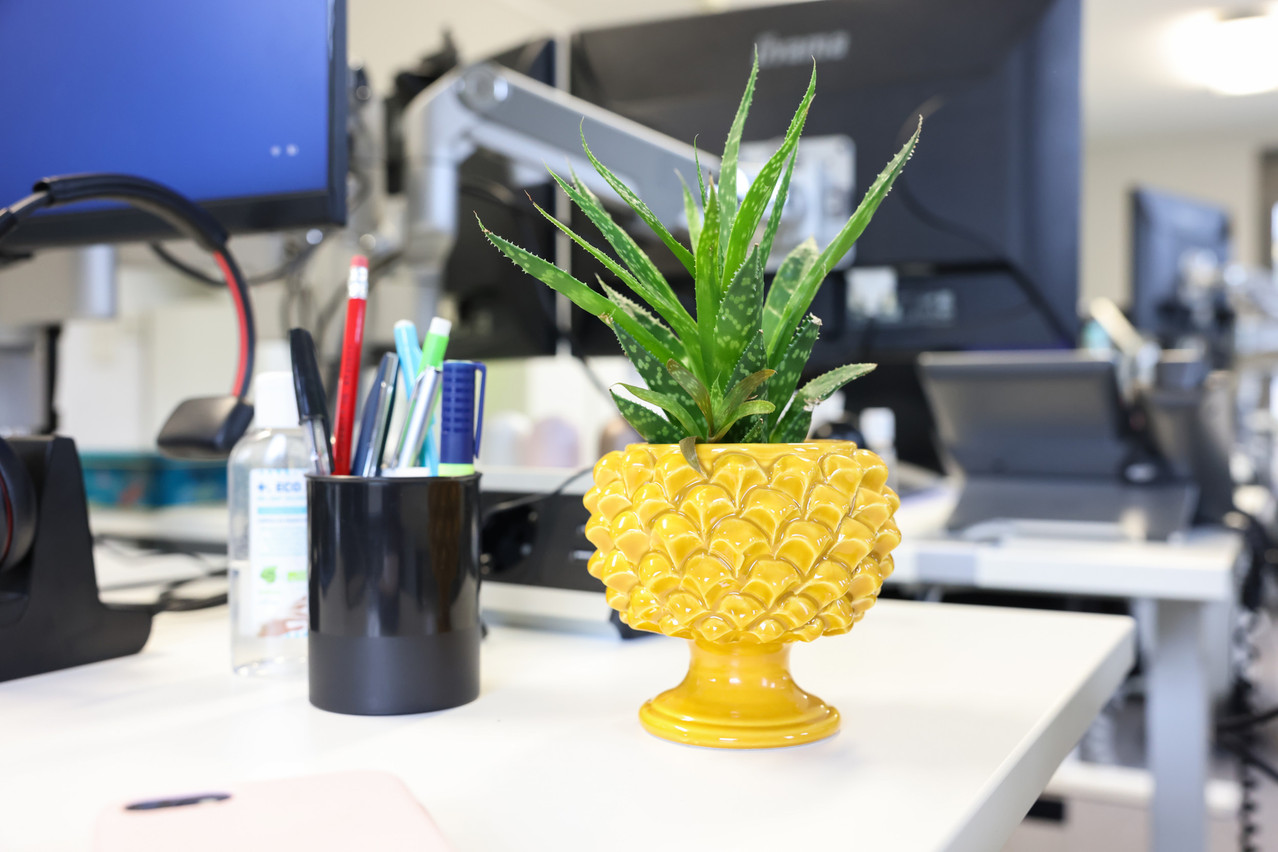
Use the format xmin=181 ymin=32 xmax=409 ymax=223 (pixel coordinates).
xmin=479 ymin=54 xmax=919 ymax=469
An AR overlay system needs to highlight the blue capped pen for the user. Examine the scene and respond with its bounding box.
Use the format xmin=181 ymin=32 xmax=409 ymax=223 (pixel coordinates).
xmin=437 ymin=360 xmax=486 ymax=477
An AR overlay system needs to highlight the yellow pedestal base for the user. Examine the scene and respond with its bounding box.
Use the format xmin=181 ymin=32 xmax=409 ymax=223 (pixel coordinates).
xmin=639 ymin=640 xmax=840 ymax=749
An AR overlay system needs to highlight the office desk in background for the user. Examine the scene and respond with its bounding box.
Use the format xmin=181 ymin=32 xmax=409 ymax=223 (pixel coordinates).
xmin=0 ymin=595 xmax=1132 ymax=852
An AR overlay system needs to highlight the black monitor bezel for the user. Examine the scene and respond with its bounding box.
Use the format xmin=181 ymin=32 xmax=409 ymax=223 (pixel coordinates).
xmin=3 ymin=0 xmax=348 ymax=249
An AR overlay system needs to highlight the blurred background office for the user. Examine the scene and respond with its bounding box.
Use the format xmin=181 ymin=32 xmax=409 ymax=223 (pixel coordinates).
xmin=4 ymin=1 xmax=1278 ymax=850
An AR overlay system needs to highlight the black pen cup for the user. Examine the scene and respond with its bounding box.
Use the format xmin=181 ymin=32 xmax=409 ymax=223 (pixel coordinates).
xmin=307 ymin=473 xmax=481 ymax=715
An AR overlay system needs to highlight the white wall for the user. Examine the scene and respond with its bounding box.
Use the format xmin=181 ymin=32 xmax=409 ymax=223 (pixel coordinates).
xmin=1080 ymin=132 xmax=1275 ymax=310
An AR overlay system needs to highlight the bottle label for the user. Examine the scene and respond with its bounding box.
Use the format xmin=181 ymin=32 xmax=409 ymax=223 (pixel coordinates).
xmin=245 ymin=468 xmax=308 ymax=639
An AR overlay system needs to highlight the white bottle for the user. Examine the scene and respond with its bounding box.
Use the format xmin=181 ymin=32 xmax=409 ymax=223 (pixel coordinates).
xmin=228 ymin=371 xmax=311 ymax=676
xmin=859 ymin=407 xmax=898 ymax=492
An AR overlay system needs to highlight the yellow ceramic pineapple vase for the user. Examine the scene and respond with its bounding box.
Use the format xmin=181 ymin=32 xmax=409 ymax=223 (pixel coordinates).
xmin=584 ymin=441 xmax=901 ymax=749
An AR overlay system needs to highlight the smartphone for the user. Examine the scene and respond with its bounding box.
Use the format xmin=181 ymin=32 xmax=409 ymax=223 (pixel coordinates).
xmin=94 ymin=770 xmax=452 ymax=851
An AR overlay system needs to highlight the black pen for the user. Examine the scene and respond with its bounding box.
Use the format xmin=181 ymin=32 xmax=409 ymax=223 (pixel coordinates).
xmin=289 ymin=328 xmax=334 ymax=475
xmin=351 ymin=352 xmax=399 ymax=477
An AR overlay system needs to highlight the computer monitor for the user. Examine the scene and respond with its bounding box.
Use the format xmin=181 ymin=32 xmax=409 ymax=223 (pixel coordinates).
xmin=0 ymin=0 xmax=347 ymax=248
xmin=1130 ymin=187 xmax=1232 ymax=358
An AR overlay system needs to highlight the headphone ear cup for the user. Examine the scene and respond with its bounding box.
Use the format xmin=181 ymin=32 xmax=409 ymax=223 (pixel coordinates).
xmin=0 ymin=438 xmax=37 ymax=572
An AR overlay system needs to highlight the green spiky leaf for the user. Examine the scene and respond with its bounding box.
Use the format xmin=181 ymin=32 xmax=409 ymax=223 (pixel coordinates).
xmin=694 ymin=138 xmax=708 ymax=207
xmin=611 ymin=391 xmax=682 ymax=443
xmin=763 ymin=314 xmax=821 ymax=431
xmin=762 ymin=239 xmax=819 ymax=344
xmin=710 ymin=399 xmax=776 ymax=441
xmin=580 ymin=130 xmax=696 ymax=276
xmin=770 ymin=402 xmax=813 ymax=443
xmin=795 ymin=363 xmax=877 ymax=409
xmin=723 ymin=414 xmax=765 ymax=444
xmin=665 ymin=359 xmax=714 ymax=425
xmin=715 ymin=368 xmax=775 ymax=429
xmin=695 ymin=181 xmax=722 ymax=366
xmin=722 ymin=63 xmax=816 ymax=295
xmin=757 ymin=150 xmax=798 ymax=271
xmin=712 ymin=246 xmax=764 ymax=384
xmin=769 ymin=119 xmax=920 ymax=362
xmin=680 ymin=176 xmax=702 ymax=251
xmin=547 ymin=170 xmax=693 ymax=340
xmin=479 ymin=219 xmax=676 ymax=365
xmin=724 ymin=331 xmax=766 ymax=395
xmin=612 ymin=324 xmax=689 ymax=406
xmin=598 ymin=280 xmax=685 ymax=365
xmin=617 ymin=383 xmax=705 ymax=438
xmin=718 ymin=50 xmax=758 ymax=263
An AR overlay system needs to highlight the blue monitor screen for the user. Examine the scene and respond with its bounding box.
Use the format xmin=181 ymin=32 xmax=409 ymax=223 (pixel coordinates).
xmin=0 ymin=0 xmax=345 ymax=244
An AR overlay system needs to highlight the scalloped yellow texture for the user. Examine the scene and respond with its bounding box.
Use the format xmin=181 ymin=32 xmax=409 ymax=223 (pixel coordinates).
xmin=583 ymin=442 xmax=901 ymax=645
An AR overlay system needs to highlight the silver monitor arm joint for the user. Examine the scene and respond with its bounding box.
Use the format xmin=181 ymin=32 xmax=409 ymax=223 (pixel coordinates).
xmin=401 ymin=62 xmax=717 ymax=322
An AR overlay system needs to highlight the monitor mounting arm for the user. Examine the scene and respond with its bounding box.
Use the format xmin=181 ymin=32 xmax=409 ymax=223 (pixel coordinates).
xmin=401 ymin=62 xmax=716 ymax=319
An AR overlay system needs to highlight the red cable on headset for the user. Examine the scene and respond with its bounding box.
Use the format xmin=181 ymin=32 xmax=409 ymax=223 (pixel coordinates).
xmin=213 ymin=251 xmax=251 ymax=399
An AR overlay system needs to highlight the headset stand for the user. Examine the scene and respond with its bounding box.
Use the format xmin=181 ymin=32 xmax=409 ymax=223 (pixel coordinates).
xmin=0 ymin=436 xmax=152 ymax=682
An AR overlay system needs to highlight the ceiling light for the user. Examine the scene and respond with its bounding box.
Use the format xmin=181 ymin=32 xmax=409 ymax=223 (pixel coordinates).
xmin=1165 ymin=7 xmax=1278 ymax=96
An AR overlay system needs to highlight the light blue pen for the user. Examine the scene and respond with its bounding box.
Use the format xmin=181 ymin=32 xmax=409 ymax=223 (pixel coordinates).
xmin=393 ymin=320 xmax=421 ymax=392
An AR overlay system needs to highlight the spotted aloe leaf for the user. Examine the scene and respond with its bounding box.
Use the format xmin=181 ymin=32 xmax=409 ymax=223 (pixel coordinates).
xmin=612 ymin=324 xmax=691 ymax=410
xmin=598 ymin=281 xmax=685 ymax=366
xmin=771 ymin=401 xmax=813 ymax=443
xmin=611 ymin=390 xmax=682 ymax=443
xmin=767 ymin=119 xmax=921 ymax=363
xmin=762 ymin=238 xmax=819 ymax=344
xmin=479 ymin=219 xmax=676 ymax=366
xmin=717 ymin=49 xmax=758 ymax=266
xmin=712 ymin=246 xmax=764 ymax=386
xmin=763 ymin=314 xmax=821 ymax=433
xmin=722 ymin=62 xmax=816 ymax=296
xmin=794 ymin=363 xmax=877 ymax=409
xmin=580 ymin=130 xmax=696 ymax=277
xmin=695 ymin=181 xmax=722 ymax=365
xmin=617 ymin=383 xmax=705 ymax=438
xmin=547 ymin=169 xmax=694 ymax=343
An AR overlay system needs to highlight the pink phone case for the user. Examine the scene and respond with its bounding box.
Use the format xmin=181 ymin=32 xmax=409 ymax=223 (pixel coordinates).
xmin=94 ymin=770 xmax=453 ymax=851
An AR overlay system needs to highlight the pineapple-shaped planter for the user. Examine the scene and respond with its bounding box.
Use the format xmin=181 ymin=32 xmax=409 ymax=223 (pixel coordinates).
xmin=585 ymin=442 xmax=900 ymax=747
xmin=482 ymin=53 xmax=918 ymax=747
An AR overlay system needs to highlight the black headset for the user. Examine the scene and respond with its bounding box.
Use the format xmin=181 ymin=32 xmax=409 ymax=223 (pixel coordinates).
xmin=0 ymin=173 xmax=258 ymax=572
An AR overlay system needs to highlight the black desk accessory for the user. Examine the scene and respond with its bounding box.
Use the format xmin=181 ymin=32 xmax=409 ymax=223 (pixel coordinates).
xmin=0 ymin=436 xmax=151 ymax=682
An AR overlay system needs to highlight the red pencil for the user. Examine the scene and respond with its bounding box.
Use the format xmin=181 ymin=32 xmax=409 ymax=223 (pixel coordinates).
xmin=332 ymin=255 xmax=368 ymax=476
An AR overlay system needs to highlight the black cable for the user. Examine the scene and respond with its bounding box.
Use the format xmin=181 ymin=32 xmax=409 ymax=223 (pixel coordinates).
xmin=894 ymin=174 xmax=1075 ymax=347
xmin=313 ymin=248 xmax=403 ymax=357
xmin=151 ymin=239 xmax=321 ymax=288
xmin=482 ymin=467 xmax=591 ymax=525
xmin=1214 ymin=510 xmax=1277 ymax=852
xmin=96 ymin=539 xmax=229 ymax=615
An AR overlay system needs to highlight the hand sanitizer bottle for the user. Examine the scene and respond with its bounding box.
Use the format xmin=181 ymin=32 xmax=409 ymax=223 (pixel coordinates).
xmin=228 ymin=371 xmax=311 ymax=675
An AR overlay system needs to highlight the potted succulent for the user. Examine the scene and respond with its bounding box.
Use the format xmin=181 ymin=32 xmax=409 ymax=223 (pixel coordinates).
xmin=480 ymin=55 xmax=916 ymax=748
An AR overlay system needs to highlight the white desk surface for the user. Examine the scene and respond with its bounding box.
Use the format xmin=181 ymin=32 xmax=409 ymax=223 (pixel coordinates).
xmin=0 ymin=600 xmax=1133 ymax=852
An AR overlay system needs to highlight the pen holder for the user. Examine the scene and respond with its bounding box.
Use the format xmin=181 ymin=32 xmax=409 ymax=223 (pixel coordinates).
xmin=307 ymin=473 xmax=482 ymax=715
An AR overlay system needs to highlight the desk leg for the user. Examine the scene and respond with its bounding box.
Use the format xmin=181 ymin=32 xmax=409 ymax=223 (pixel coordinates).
xmin=1147 ymin=599 xmax=1209 ymax=852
